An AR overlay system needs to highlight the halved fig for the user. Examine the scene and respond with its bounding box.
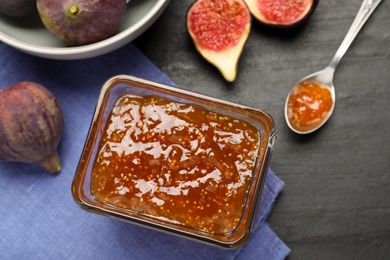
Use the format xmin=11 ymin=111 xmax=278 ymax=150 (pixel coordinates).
xmin=244 ymin=0 xmax=318 ymax=28
xmin=186 ymin=0 xmax=251 ymax=82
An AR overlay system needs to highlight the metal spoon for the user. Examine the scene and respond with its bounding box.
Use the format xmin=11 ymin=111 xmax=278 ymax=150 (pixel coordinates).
xmin=285 ymin=0 xmax=383 ymax=134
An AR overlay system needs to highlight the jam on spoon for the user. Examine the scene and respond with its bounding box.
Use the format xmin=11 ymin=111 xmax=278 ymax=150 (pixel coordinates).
xmin=284 ymin=0 xmax=383 ymax=134
xmin=286 ymin=80 xmax=333 ymax=133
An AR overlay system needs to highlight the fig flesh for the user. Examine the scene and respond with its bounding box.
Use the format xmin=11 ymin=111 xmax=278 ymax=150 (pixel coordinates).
xmin=244 ymin=0 xmax=318 ymax=28
xmin=0 ymin=0 xmax=36 ymax=18
xmin=0 ymin=82 xmax=64 ymax=173
xmin=187 ymin=0 xmax=252 ymax=82
xmin=36 ymin=0 xmax=127 ymax=46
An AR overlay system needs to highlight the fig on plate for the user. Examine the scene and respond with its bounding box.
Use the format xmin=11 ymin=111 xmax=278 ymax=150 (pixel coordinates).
xmin=0 ymin=82 xmax=64 ymax=173
xmin=0 ymin=0 xmax=36 ymax=18
xmin=187 ymin=0 xmax=252 ymax=82
xmin=36 ymin=0 xmax=127 ymax=46
xmin=244 ymin=0 xmax=318 ymax=28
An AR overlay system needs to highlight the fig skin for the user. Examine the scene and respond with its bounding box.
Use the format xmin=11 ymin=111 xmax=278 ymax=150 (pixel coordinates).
xmin=244 ymin=0 xmax=319 ymax=29
xmin=0 ymin=82 xmax=64 ymax=173
xmin=36 ymin=0 xmax=127 ymax=46
xmin=0 ymin=0 xmax=37 ymax=18
xmin=186 ymin=0 xmax=252 ymax=82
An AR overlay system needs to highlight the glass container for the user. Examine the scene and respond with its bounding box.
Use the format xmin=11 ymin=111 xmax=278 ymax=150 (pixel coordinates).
xmin=72 ymin=75 xmax=276 ymax=249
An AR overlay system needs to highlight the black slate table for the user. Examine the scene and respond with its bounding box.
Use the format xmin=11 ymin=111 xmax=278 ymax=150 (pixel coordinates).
xmin=134 ymin=0 xmax=390 ymax=259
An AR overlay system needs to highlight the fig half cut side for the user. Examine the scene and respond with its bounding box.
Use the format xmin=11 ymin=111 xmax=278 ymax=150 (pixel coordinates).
xmin=244 ymin=0 xmax=318 ymax=28
xmin=187 ymin=0 xmax=252 ymax=82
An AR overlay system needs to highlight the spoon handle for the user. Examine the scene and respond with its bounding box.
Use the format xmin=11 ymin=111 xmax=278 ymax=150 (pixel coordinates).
xmin=328 ymin=0 xmax=383 ymax=70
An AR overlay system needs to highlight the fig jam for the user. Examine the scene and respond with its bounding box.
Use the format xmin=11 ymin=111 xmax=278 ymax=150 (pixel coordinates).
xmin=91 ymin=95 xmax=260 ymax=235
xmin=286 ymin=80 xmax=333 ymax=132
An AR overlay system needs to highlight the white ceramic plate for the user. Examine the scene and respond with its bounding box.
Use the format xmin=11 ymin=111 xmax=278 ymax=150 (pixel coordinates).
xmin=0 ymin=0 xmax=170 ymax=59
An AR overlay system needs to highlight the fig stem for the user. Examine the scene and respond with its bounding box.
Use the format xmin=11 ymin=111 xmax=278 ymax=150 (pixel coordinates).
xmin=68 ymin=4 xmax=80 ymax=17
xmin=38 ymin=150 xmax=62 ymax=173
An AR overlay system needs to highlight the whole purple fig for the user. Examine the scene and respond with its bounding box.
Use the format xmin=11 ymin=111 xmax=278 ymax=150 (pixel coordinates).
xmin=0 ymin=0 xmax=36 ymax=17
xmin=36 ymin=0 xmax=127 ymax=46
xmin=0 ymin=82 xmax=64 ymax=173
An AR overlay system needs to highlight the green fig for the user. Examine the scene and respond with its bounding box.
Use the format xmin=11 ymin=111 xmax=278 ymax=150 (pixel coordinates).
xmin=0 ymin=82 xmax=64 ymax=173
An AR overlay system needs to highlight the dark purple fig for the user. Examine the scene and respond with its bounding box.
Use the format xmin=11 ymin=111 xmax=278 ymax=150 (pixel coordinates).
xmin=244 ymin=0 xmax=318 ymax=28
xmin=36 ymin=0 xmax=127 ymax=46
xmin=0 ymin=82 xmax=64 ymax=173
xmin=186 ymin=0 xmax=252 ymax=82
xmin=0 ymin=0 xmax=36 ymax=18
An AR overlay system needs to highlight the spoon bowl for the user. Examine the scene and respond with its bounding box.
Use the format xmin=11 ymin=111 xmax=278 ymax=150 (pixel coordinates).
xmin=285 ymin=67 xmax=336 ymax=134
xmin=284 ymin=0 xmax=382 ymax=134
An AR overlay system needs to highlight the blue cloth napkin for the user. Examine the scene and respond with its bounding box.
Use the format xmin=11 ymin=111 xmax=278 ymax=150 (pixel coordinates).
xmin=0 ymin=44 xmax=290 ymax=259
